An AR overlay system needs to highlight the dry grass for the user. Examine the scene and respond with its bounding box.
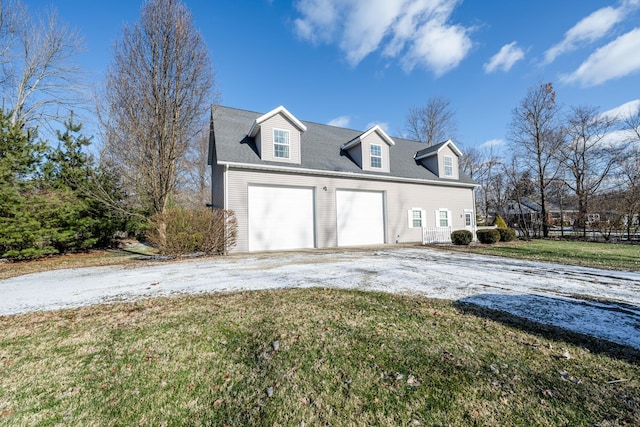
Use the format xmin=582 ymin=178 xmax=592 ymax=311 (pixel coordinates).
xmin=0 ymin=242 xmax=162 ymax=280
xmin=449 ymin=239 xmax=640 ymax=271
xmin=1 ymin=289 xmax=638 ymax=426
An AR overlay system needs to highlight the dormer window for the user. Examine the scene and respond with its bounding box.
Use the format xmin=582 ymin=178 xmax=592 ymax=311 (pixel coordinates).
xmin=414 ymin=140 xmax=461 ymax=180
xmin=341 ymin=124 xmax=394 ymax=173
xmin=273 ymin=128 xmax=290 ymax=159
xmin=370 ymin=144 xmax=382 ymax=168
xmin=444 ymin=156 xmax=453 ymax=177
xmin=248 ymin=106 xmax=306 ymax=164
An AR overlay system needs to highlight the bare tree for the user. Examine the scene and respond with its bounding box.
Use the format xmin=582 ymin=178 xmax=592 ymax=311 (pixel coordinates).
xmin=174 ymin=129 xmax=211 ymax=209
xmin=560 ymin=105 xmax=623 ymax=238
xmin=502 ymin=156 xmax=535 ymax=238
xmin=101 ymin=0 xmax=215 ymax=243
xmin=0 ymin=0 xmax=21 ymax=83
xmin=405 ymin=96 xmax=457 ymax=146
xmin=618 ymin=148 xmax=640 ymax=239
xmin=460 ymin=144 xmax=502 ymax=224
xmin=623 ymin=102 xmax=640 ymax=142
xmin=619 ymin=106 xmax=640 ymax=239
xmin=508 ymin=82 xmax=563 ymax=237
xmin=1 ymin=1 xmax=85 ymax=128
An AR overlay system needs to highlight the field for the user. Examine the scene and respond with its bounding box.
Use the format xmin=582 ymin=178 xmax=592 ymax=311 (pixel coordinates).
xmin=1 ymin=289 xmax=638 ymax=426
xmin=456 ymin=239 xmax=640 ymax=271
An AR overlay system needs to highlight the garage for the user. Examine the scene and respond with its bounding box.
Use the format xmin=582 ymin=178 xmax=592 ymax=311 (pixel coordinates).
xmin=336 ymin=190 xmax=385 ymax=246
xmin=248 ymin=185 xmax=315 ymax=251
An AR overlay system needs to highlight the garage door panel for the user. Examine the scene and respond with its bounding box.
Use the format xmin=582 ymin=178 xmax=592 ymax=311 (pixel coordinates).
xmin=336 ymin=190 xmax=384 ymax=246
xmin=248 ymin=186 xmax=314 ymax=251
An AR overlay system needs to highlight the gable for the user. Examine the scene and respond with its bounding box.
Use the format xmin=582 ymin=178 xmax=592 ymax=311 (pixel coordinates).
xmin=255 ymin=113 xmax=302 ymax=164
xmin=247 ymin=106 xmax=305 ymax=165
xmin=341 ymin=125 xmax=394 ymax=173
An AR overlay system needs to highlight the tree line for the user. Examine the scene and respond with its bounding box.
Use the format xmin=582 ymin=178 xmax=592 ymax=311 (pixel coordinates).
xmin=461 ymin=83 xmax=640 ymax=240
xmin=0 ymin=0 xmax=231 ymax=260
xmin=2 ymin=0 xmax=637 ymax=260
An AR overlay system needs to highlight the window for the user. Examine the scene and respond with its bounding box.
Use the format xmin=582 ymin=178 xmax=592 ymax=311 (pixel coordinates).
xmin=273 ymin=129 xmax=290 ymax=159
xmin=464 ymin=212 xmax=472 ymax=227
xmin=409 ymin=208 xmax=424 ymax=228
xmin=370 ymin=144 xmax=382 ymax=168
xmin=444 ymin=156 xmax=454 ymax=177
xmin=437 ymin=209 xmax=450 ymax=227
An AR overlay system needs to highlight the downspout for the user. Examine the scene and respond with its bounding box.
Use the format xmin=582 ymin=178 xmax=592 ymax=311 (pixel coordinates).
xmin=223 ymin=164 xmax=229 ymax=210
xmin=472 ymin=187 xmax=478 ymax=240
xmin=223 ymin=164 xmax=229 ymax=255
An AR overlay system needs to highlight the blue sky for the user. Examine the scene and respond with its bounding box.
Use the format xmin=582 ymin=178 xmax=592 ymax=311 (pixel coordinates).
xmin=24 ymin=0 xmax=640 ymax=149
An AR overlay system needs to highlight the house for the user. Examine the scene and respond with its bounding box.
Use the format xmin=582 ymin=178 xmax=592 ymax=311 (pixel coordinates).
xmin=503 ymin=198 xmax=579 ymax=229
xmin=208 ymin=105 xmax=478 ymax=252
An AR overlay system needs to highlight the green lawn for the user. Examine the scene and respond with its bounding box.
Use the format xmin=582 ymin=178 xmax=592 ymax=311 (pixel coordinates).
xmin=459 ymin=239 xmax=640 ymax=271
xmin=1 ymin=289 xmax=638 ymax=426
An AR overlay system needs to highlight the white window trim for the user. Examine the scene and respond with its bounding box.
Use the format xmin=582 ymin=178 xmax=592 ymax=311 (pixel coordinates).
xmin=444 ymin=155 xmax=454 ymax=177
xmin=408 ymin=208 xmax=425 ymax=228
xmin=273 ymin=128 xmax=290 ymax=159
xmin=370 ymin=143 xmax=382 ymax=169
xmin=464 ymin=211 xmax=473 ymax=227
xmin=436 ymin=208 xmax=451 ymax=228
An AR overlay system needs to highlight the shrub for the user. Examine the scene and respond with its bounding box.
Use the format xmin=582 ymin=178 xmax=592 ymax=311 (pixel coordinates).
xmin=147 ymin=208 xmax=237 ymax=255
xmin=494 ymin=215 xmax=508 ymax=228
xmin=476 ymin=228 xmax=500 ymax=244
xmin=451 ymin=229 xmax=473 ymax=245
xmin=497 ymin=227 xmax=516 ymax=242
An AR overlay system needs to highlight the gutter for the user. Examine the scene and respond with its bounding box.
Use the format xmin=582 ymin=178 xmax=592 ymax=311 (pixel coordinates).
xmin=218 ymin=161 xmax=479 ymax=189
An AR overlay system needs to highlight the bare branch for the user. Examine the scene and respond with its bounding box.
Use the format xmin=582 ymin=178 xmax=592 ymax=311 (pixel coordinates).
xmin=405 ymin=96 xmax=457 ymax=146
xmin=560 ymin=104 xmax=625 ymax=236
xmin=2 ymin=1 xmax=85 ymax=128
xmin=508 ymin=82 xmax=563 ymax=237
xmin=100 ymin=0 xmax=217 ymax=241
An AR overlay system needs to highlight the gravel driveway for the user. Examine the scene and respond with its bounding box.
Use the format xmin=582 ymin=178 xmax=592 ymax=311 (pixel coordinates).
xmin=1 ymin=247 xmax=639 ymax=349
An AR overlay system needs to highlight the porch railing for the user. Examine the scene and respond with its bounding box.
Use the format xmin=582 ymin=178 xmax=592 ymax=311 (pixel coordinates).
xmin=422 ymin=226 xmax=453 ymax=244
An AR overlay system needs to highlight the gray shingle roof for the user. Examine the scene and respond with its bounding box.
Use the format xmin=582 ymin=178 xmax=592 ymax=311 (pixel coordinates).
xmin=211 ymin=105 xmax=476 ymax=186
xmin=415 ymin=141 xmax=448 ymax=159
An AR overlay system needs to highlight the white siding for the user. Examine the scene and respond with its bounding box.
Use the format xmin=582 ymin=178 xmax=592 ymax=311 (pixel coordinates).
xmin=225 ymin=167 xmax=474 ymax=252
xmin=438 ymin=146 xmax=459 ymax=179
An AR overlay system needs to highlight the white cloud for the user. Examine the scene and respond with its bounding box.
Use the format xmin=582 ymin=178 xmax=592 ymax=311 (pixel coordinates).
xmin=600 ymin=99 xmax=640 ymax=120
xmin=327 ymin=115 xmax=351 ymax=127
xmin=543 ymin=0 xmax=640 ymax=64
xmin=483 ymin=42 xmax=525 ymax=73
xmin=293 ymin=0 xmax=473 ymax=76
xmin=401 ymin=21 xmax=472 ymax=76
xmin=561 ymin=28 xmax=640 ymax=86
xmin=480 ymin=138 xmax=504 ymax=148
xmin=293 ymin=0 xmax=340 ymax=44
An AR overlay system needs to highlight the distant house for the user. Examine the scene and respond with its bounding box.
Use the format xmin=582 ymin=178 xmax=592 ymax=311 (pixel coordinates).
xmin=503 ymin=198 xmax=578 ymax=229
xmin=208 ymin=105 xmax=478 ymax=252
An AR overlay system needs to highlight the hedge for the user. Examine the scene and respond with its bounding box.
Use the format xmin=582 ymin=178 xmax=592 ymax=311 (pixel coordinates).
xmin=451 ymin=229 xmax=473 ymax=245
xmin=476 ymin=228 xmax=500 ymax=244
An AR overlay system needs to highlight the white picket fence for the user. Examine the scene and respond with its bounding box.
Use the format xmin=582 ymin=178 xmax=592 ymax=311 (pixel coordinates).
xmin=422 ymin=227 xmax=452 ymax=244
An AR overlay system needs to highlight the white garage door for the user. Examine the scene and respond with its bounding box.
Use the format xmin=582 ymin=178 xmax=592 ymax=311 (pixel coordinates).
xmin=248 ymin=185 xmax=315 ymax=251
xmin=336 ymin=190 xmax=385 ymax=246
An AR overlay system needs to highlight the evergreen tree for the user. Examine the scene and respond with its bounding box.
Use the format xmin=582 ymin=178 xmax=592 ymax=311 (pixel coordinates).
xmin=1 ymin=111 xmax=127 ymax=259
xmin=0 ymin=110 xmax=55 ymax=259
